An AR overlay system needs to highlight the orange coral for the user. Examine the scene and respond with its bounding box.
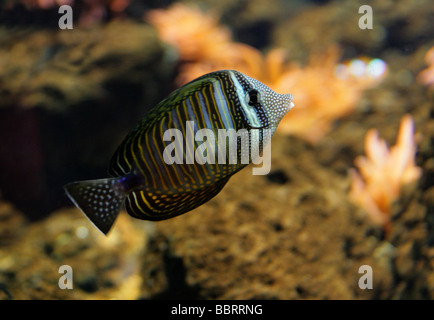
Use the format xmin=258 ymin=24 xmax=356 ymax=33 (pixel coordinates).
xmin=147 ymin=4 xmax=386 ymax=143
xmin=269 ymin=48 xmax=386 ymax=143
xmin=146 ymin=4 xmax=265 ymax=85
xmin=146 ymin=4 xmax=232 ymax=63
xmin=417 ymin=46 xmax=434 ymax=88
xmin=349 ymin=114 xmax=422 ymax=228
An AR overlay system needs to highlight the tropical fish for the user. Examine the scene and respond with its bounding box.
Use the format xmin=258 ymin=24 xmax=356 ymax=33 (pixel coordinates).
xmin=64 ymin=70 xmax=294 ymax=235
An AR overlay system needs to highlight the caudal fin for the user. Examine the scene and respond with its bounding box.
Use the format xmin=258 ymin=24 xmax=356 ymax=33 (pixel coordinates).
xmin=64 ymin=177 xmax=127 ymax=235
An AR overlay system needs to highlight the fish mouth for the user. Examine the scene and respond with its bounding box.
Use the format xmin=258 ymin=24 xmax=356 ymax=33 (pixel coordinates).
xmin=285 ymin=94 xmax=295 ymax=112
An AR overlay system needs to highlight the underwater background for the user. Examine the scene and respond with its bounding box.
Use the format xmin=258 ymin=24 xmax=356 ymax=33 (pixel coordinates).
xmin=0 ymin=0 xmax=433 ymax=299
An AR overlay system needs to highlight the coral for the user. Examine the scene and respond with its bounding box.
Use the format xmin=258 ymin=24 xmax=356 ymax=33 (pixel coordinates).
xmin=146 ymin=4 xmax=264 ymax=86
xmin=147 ymin=4 xmax=385 ymax=143
xmin=269 ymin=48 xmax=386 ymax=143
xmin=349 ymin=114 xmax=422 ymax=228
xmin=146 ymin=4 xmax=233 ymax=63
xmin=418 ymin=46 xmax=434 ymax=88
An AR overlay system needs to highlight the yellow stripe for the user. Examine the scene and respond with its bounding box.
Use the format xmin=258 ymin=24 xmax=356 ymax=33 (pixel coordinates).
xmin=144 ymin=125 xmax=160 ymax=189
xmin=131 ymin=192 xmax=146 ymax=216
xmin=169 ymin=108 xmax=194 ymax=185
xmin=185 ymin=95 xmax=210 ymax=183
xmin=129 ymin=130 xmax=145 ymax=177
xmin=202 ymin=84 xmax=216 ymax=129
xmin=201 ymin=82 xmax=224 ymax=177
xmin=219 ymin=80 xmax=235 ymax=129
xmin=149 ymin=124 xmax=168 ymax=190
xmin=122 ymin=136 xmax=132 ymax=169
xmin=175 ymin=106 xmax=203 ymax=185
xmin=193 ymin=91 xmax=207 ymax=130
xmin=159 ymin=118 xmax=179 ymax=188
xmin=140 ymin=191 xmax=161 ymax=213
xmin=165 ymin=112 xmax=183 ymax=183
xmin=213 ymin=80 xmax=232 ymax=129
xmin=185 ymin=111 xmax=205 ymax=186
xmin=136 ymin=130 xmax=152 ymax=178
xmin=208 ymin=81 xmax=226 ymax=130
xmin=134 ymin=124 xmax=156 ymax=188
xmin=151 ymin=121 xmax=175 ymax=190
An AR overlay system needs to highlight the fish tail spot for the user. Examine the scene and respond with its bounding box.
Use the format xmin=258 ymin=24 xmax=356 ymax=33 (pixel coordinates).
xmin=64 ymin=177 xmax=127 ymax=235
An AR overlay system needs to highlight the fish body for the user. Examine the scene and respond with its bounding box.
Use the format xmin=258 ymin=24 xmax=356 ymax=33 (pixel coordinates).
xmin=64 ymin=70 xmax=294 ymax=234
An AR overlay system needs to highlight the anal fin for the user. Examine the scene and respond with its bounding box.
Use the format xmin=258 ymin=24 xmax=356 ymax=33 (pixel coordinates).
xmin=124 ymin=177 xmax=230 ymax=221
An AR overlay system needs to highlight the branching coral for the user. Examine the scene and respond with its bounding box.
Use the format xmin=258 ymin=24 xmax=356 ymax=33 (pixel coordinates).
xmin=147 ymin=4 xmax=386 ymax=143
xmin=417 ymin=46 xmax=434 ymax=88
xmin=349 ymin=114 xmax=422 ymax=229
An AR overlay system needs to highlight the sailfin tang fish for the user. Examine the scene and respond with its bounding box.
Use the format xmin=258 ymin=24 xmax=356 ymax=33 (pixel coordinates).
xmin=64 ymin=70 xmax=294 ymax=235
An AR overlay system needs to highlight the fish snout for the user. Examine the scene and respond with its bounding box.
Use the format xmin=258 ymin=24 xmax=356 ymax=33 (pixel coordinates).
xmin=284 ymin=93 xmax=295 ymax=112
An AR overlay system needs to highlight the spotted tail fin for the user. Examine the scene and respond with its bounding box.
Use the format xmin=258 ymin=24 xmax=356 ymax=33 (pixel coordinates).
xmin=64 ymin=177 xmax=127 ymax=235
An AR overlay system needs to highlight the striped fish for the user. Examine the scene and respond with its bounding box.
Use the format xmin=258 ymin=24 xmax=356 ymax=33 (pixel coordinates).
xmin=64 ymin=70 xmax=294 ymax=234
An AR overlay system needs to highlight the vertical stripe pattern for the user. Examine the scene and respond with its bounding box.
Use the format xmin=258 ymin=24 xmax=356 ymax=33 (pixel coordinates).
xmin=108 ymin=70 xmax=277 ymax=220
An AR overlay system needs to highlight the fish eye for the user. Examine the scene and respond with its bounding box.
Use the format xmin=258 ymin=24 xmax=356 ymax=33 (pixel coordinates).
xmin=246 ymin=89 xmax=260 ymax=107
